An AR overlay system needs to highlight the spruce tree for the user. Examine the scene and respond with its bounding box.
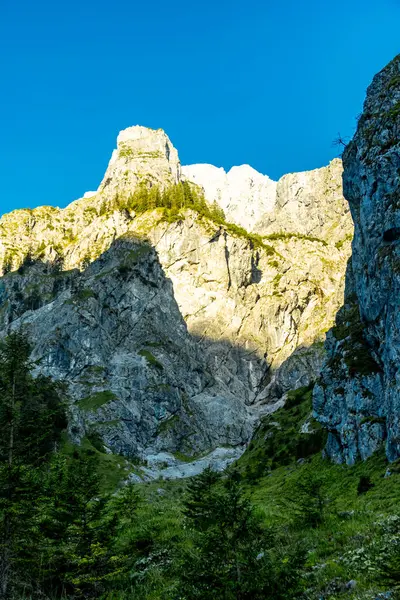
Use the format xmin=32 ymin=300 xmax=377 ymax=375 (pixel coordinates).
xmin=179 ymin=469 xmax=305 ymax=600
xmin=183 ymin=466 xmax=221 ymax=531
xmin=0 ymin=331 xmax=67 ymax=599
xmin=41 ymin=449 xmax=133 ymax=598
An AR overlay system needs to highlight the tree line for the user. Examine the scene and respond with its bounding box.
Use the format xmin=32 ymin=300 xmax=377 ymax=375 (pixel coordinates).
xmin=100 ymin=180 xmax=226 ymax=223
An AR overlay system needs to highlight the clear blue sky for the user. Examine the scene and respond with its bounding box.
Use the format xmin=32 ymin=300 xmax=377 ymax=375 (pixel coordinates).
xmin=1 ymin=0 xmax=399 ymax=215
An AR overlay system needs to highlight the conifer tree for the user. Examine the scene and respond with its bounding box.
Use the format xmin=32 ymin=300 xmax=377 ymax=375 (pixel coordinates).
xmin=2 ymin=254 xmax=12 ymax=276
xmin=0 ymin=331 xmax=67 ymax=599
xmin=183 ymin=466 xmax=221 ymax=531
xmin=179 ymin=469 xmax=305 ymax=600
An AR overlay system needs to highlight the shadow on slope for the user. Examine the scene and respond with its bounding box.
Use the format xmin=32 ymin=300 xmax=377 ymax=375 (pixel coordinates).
xmin=0 ymin=235 xmax=326 ymax=468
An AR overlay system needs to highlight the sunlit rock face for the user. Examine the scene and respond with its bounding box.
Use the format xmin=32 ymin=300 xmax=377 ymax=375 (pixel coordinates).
xmin=314 ymin=55 xmax=400 ymax=464
xmin=256 ymin=159 xmax=349 ymax=246
xmin=181 ymin=163 xmax=276 ymax=231
xmin=99 ymin=125 xmax=181 ymax=201
xmin=0 ymin=124 xmax=352 ymax=472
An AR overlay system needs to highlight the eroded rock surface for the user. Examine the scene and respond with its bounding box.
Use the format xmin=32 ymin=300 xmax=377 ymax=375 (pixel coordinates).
xmin=0 ymin=125 xmax=352 ymax=468
xmin=314 ymin=55 xmax=400 ymax=464
xmin=181 ymin=163 xmax=276 ymax=231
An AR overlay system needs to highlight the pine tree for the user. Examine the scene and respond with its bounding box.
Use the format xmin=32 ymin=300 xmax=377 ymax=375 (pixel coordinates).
xmin=0 ymin=331 xmax=67 ymax=599
xmin=183 ymin=466 xmax=221 ymax=531
xmin=377 ymin=550 xmax=400 ymax=598
xmin=178 ymin=469 xmax=305 ymax=600
xmin=147 ymin=185 xmax=161 ymax=210
xmin=2 ymin=254 xmax=12 ymax=276
xmin=285 ymin=468 xmax=328 ymax=527
xmin=210 ymin=200 xmax=226 ymax=222
xmin=41 ymin=449 xmax=129 ymax=598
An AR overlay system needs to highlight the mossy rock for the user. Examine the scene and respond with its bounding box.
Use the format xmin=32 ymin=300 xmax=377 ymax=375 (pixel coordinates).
xmin=138 ymin=349 xmax=164 ymax=370
xmin=78 ymin=390 xmax=117 ymax=411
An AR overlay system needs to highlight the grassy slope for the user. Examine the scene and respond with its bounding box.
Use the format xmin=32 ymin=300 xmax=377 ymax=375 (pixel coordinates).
xmin=132 ymin=388 xmax=400 ymax=598
xmin=238 ymin=388 xmax=400 ymax=598
xmin=62 ymin=387 xmax=400 ymax=598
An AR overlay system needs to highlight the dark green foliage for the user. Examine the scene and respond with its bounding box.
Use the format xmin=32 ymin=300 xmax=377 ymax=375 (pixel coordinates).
xmin=285 ymin=384 xmax=313 ymax=409
xmin=77 ymin=390 xmax=117 ymax=411
xmin=377 ymin=549 xmax=400 ymax=598
xmin=23 ymin=287 xmax=42 ymax=311
xmin=329 ymin=301 xmax=382 ymax=377
xmin=240 ymin=384 xmax=327 ymax=480
xmin=74 ymin=288 xmax=96 ymax=302
xmin=284 ymin=468 xmax=328 ymax=527
xmin=17 ymin=250 xmax=35 ymax=274
xmin=0 ymin=331 xmax=67 ymax=598
xmin=100 ymin=181 xmax=218 ymax=221
xmin=81 ymin=253 xmax=91 ymax=270
xmin=99 ymin=182 xmax=278 ymax=253
xmin=178 ymin=469 xmax=305 ymax=600
xmin=357 ymin=475 xmax=374 ymax=495
xmin=2 ymin=254 xmax=12 ymax=275
xmin=39 ymin=450 xmax=126 ymax=598
xmin=117 ymin=263 xmax=130 ymax=278
xmin=183 ymin=466 xmax=221 ymax=530
xmin=360 ymin=415 xmax=386 ymax=426
xmin=263 ymin=230 xmax=328 ymax=246
xmin=138 ymin=349 xmax=164 ymax=369
xmin=0 ymin=331 xmax=67 ymax=467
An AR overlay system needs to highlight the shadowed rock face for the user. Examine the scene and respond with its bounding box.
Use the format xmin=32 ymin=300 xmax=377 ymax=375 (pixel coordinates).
xmin=0 ymin=125 xmax=352 ymax=470
xmin=314 ymin=55 xmax=400 ymax=464
xmin=2 ymin=237 xmax=255 ymax=459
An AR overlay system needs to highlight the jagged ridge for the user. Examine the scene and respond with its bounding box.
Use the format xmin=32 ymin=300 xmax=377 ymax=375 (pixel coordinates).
xmin=0 ymin=125 xmax=352 ymax=475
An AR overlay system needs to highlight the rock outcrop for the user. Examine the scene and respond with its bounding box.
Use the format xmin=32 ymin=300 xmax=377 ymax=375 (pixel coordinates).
xmin=256 ymin=159 xmax=350 ymax=246
xmin=314 ymin=55 xmax=400 ymax=464
xmin=99 ymin=126 xmax=181 ymax=201
xmin=181 ymin=164 xmax=276 ymax=231
xmin=0 ymin=125 xmax=352 ymax=471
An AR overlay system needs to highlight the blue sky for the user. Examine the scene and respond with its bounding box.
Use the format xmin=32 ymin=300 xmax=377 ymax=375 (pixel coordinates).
xmin=0 ymin=0 xmax=399 ymax=215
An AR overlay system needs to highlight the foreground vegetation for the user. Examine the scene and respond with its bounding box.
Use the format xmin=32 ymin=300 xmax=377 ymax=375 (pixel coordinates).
xmin=0 ymin=333 xmax=399 ymax=599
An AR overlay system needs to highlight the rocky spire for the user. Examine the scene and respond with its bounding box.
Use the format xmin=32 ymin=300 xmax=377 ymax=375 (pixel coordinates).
xmin=98 ymin=126 xmax=181 ymax=200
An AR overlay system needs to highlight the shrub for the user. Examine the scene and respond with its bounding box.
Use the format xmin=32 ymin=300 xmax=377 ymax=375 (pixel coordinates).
xmin=357 ymin=475 xmax=374 ymax=495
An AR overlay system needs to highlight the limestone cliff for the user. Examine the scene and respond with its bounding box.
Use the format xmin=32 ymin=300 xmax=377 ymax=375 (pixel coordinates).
xmin=0 ymin=125 xmax=352 ymax=473
xmin=181 ymin=164 xmax=276 ymax=231
xmin=314 ymin=55 xmax=400 ymax=464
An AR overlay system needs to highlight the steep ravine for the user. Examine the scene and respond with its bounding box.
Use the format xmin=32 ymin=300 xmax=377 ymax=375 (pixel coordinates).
xmin=0 ymin=126 xmax=352 ymax=476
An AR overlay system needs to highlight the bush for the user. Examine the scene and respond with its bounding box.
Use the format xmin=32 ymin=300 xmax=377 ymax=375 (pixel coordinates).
xmin=357 ymin=475 xmax=374 ymax=495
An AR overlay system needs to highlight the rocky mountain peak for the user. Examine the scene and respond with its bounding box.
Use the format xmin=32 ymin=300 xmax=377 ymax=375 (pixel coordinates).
xmin=0 ymin=123 xmax=354 ymax=477
xmin=98 ymin=126 xmax=181 ymax=200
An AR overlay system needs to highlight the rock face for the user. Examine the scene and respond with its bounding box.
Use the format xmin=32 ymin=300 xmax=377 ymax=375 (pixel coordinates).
xmin=181 ymin=164 xmax=276 ymax=231
xmin=256 ymin=159 xmax=349 ymax=246
xmin=314 ymin=55 xmax=400 ymax=464
xmin=99 ymin=126 xmax=181 ymax=201
xmin=181 ymin=159 xmax=349 ymax=245
xmin=0 ymin=125 xmax=352 ymax=469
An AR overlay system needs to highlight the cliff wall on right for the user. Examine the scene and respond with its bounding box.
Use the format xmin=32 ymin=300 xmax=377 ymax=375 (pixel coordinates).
xmin=314 ymin=55 xmax=400 ymax=464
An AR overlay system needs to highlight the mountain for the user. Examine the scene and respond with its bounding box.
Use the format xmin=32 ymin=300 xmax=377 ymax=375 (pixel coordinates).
xmin=3 ymin=54 xmax=400 ymax=600
xmin=314 ymin=54 xmax=400 ymax=464
xmin=0 ymin=125 xmax=352 ymax=477
xmin=181 ymin=163 xmax=277 ymax=231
